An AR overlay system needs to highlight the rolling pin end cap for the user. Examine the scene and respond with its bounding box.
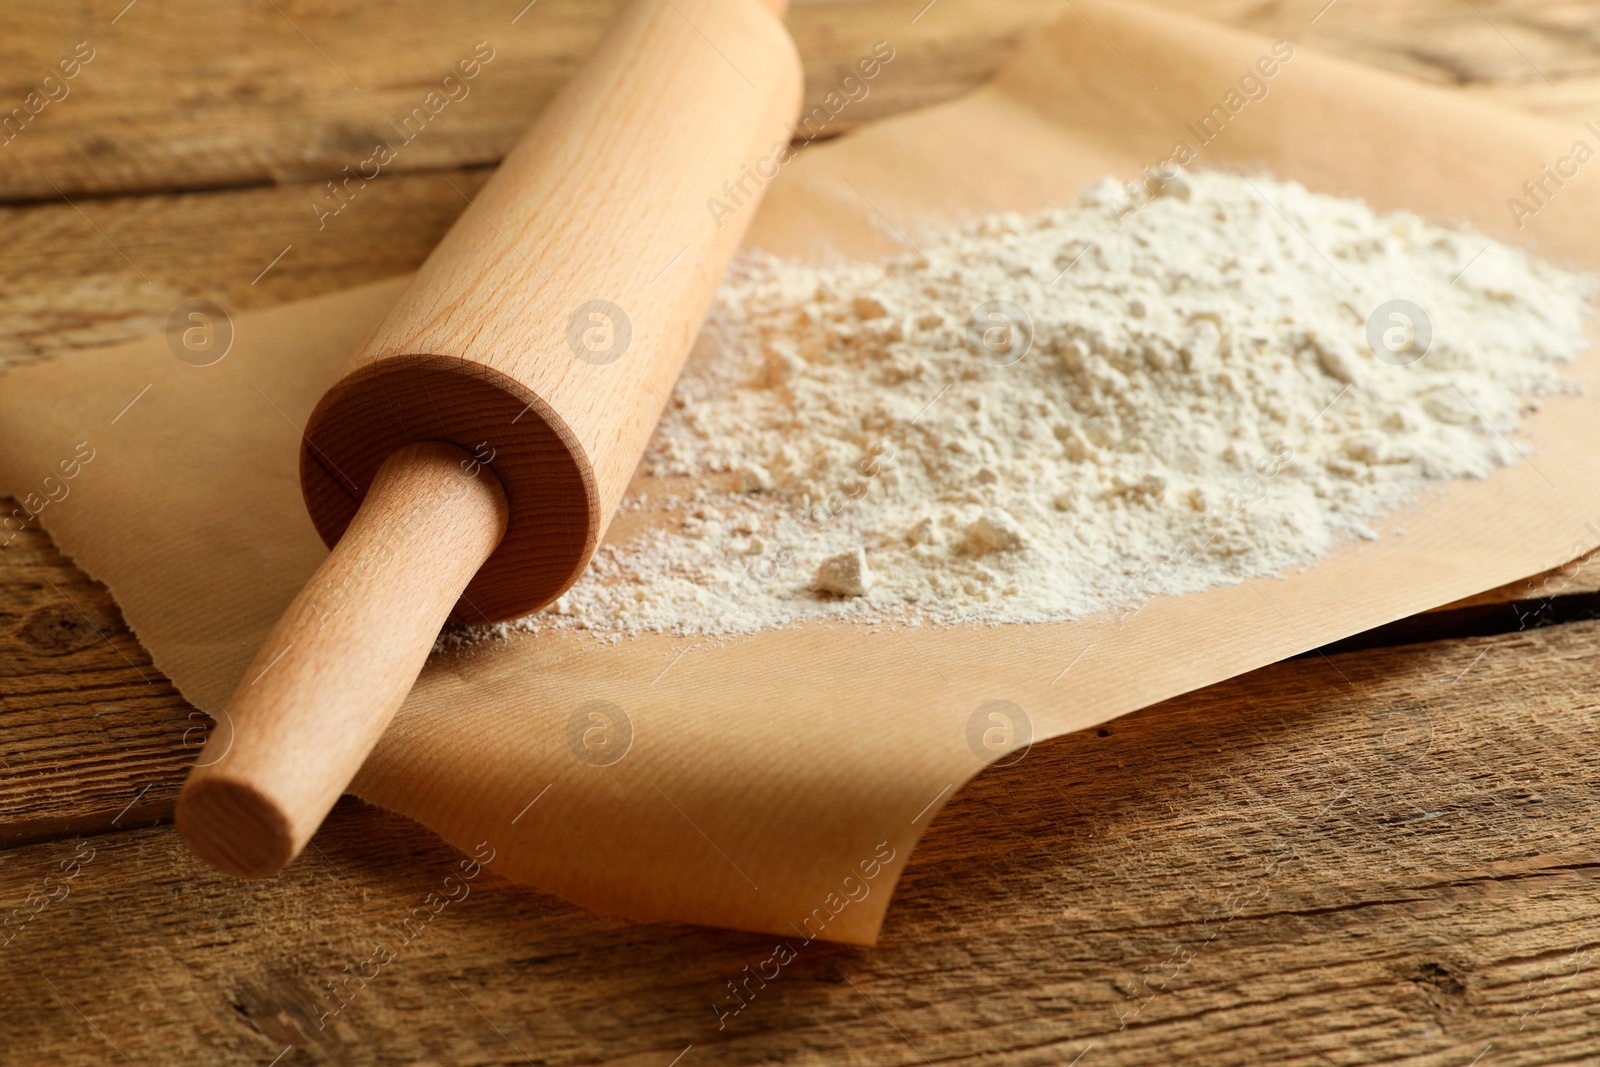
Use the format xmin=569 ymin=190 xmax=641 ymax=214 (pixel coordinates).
xmin=176 ymin=776 xmax=302 ymax=879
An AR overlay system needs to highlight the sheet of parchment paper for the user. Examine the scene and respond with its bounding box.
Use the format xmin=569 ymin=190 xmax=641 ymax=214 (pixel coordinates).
xmin=4 ymin=0 xmax=1600 ymax=945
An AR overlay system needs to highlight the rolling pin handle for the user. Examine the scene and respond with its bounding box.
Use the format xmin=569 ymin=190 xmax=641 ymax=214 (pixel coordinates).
xmin=176 ymin=441 xmax=509 ymax=878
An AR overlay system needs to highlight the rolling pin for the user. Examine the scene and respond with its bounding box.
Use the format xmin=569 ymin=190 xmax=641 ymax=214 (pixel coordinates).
xmin=176 ymin=0 xmax=802 ymax=878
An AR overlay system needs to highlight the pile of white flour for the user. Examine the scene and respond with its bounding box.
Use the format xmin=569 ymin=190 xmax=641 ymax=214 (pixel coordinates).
xmin=506 ymin=170 xmax=1596 ymax=638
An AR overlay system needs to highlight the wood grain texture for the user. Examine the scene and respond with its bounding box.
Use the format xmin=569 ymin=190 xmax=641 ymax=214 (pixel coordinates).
xmin=1 ymin=0 xmax=1594 ymax=203
xmin=5 ymin=1 xmax=1600 ymax=370
xmin=1148 ymin=0 xmax=1600 ymax=124
xmin=304 ymin=0 xmax=802 ymax=621
xmin=0 ymin=0 xmax=1067 ymax=201
xmin=0 ymin=167 xmax=491 ymax=369
xmin=0 ymin=515 xmax=189 ymax=846
xmin=4 ymin=1 xmax=1600 ymax=1061
xmin=4 ymin=621 xmax=1600 ymax=1064
xmin=178 ymin=442 xmax=508 ymax=879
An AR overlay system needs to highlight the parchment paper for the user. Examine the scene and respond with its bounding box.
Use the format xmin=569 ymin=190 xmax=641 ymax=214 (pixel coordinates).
xmin=4 ymin=1 xmax=1600 ymax=945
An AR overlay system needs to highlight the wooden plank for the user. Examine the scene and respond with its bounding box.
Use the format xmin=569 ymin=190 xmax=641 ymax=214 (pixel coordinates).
xmin=0 ymin=167 xmax=490 ymax=368
xmin=3 ymin=0 xmax=1599 ymax=203
xmin=3 ymin=621 xmax=1599 ymax=1064
xmin=0 ymin=0 xmax=1071 ymax=201
xmin=1151 ymin=0 xmax=1600 ymax=123
xmin=0 ymin=518 xmax=189 ymax=846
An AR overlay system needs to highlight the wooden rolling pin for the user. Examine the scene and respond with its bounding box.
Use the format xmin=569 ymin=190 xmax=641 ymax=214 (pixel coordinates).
xmin=176 ymin=0 xmax=802 ymax=878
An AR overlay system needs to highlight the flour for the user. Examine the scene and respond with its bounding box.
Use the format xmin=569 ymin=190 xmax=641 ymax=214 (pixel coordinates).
xmin=496 ymin=170 xmax=1595 ymax=639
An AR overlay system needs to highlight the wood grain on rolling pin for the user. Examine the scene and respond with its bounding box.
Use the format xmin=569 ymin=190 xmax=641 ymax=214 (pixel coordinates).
xmin=302 ymin=0 xmax=803 ymax=622
xmin=174 ymin=0 xmax=804 ymax=878
xmin=176 ymin=442 xmax=508 ymax=878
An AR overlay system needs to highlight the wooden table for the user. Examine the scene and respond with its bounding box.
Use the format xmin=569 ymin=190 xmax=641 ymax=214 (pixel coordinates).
xmin=5 ymin=1 xmax=1600 ymax=1062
